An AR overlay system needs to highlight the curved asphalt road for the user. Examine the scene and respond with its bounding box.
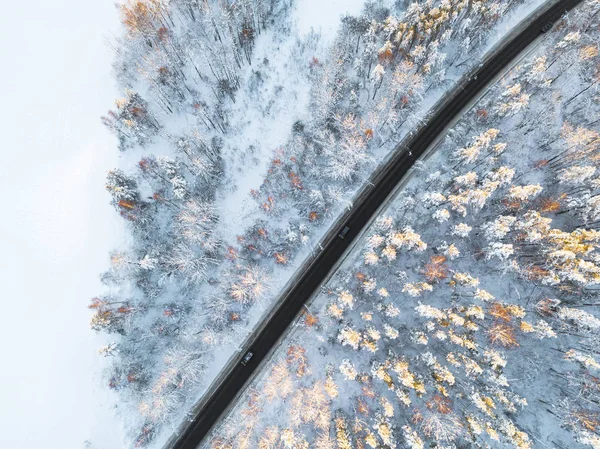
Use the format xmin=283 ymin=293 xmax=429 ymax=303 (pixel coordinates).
xmin=166 ymin=0 xmax=584 ymax=447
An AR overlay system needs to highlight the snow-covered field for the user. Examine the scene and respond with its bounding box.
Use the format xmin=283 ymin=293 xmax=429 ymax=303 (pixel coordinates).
xmin=90 ymin=0 xmax=590 ymax=446
xmin=200 ymin=2 xmax=600 ymax=448
xmin=0 ymin=1 xmax=129 ymax=449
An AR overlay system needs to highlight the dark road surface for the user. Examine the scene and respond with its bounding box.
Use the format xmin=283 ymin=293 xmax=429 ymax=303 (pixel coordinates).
xmin=166 ymin=1 xmax=584 ymax=447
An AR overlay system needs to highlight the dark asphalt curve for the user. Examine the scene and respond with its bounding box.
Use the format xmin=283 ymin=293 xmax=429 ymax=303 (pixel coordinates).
xmin=167 ymin=1 xmax=584 ymax=448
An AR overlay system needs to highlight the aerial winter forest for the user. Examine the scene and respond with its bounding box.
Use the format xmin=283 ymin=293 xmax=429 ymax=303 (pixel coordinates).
xmin=90 ymin=0 xmax=600 ymax=447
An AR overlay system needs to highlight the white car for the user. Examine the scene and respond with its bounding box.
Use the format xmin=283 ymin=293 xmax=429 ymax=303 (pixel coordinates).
xmin=241 ymin=351 xmax=254 ymax=366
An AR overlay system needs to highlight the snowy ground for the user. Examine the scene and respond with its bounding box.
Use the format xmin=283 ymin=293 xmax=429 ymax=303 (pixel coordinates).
xmin=200 ymin=2 xmax=600 ymax=448
xmin=294 ymin=0 xmax=366 ymax=39
xmin=216 ymin=0 xmax=370 ymax=240
xmin=0 ymin=1 xmax=128 ymax=449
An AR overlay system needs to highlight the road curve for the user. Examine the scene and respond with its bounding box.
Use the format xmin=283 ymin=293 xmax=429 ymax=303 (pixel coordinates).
xmin=165 ymin=1 xmax=584 ymax=447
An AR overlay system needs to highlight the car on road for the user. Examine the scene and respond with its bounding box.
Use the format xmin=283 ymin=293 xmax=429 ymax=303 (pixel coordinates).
xmin=338 ymin=226 xmax=350 ymax=239
xmin=541 ymin=22 xmax=554 ymax=33
xmin=240 ymin=351 xmax=254 ymax=366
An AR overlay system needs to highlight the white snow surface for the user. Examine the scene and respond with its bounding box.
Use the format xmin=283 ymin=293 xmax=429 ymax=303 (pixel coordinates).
xmin=0 ymin=1 xmax=127 ymax=448
xmin=295 ymin=0 xmax=367 ymax=39
xmin=216 ymin=27 xmax=318 ymax=244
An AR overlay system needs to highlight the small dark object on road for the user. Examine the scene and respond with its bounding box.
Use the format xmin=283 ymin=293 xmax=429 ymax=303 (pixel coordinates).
xmin=541 ymin=22 xmax=554 ymax=33
xmin=240 ymin=351 xmax=254 ymax=366
xmin=338 ymin=226 xmax=350 ymax=239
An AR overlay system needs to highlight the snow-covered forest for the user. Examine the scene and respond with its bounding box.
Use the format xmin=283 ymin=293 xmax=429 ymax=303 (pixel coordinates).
xmin=90 ymin=0 xmax=582 ymax=445
xmin=199 ymin=1 xmax=600 ymax=448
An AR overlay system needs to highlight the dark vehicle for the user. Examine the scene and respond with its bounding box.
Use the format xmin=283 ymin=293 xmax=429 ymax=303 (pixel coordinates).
xmin=541 ymin=22 xmax=554 ymax=33
xmin=338 ymin=226 xmax=350 ymax=239
xmin=240 ymin=351 xmax=254 ymax=366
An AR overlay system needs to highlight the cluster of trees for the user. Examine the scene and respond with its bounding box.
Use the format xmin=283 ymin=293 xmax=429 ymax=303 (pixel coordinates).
xmin=97 ymin=143 xmax=292 ymax=443
xmin=202 ymin=217 xmax=545 ymax=449
xmin=94 ymin=0 xmax=300 ymax=445
xmin=250 ymin=0 xmax=534 ymax=239
xmin=93 ymin=0 xmax=600 ymax=445
xmin=391 ymin=5 xmax=600 ymax=445
xmin=104 ymin=0 xmax=287 ymax=151
xmin=96 ymin=0 xmax=532 ymax=442
xmin=322 ymin=216 xmax=542 ymax=449
xmin=200 ymin=2 xmax=600 ymax=449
